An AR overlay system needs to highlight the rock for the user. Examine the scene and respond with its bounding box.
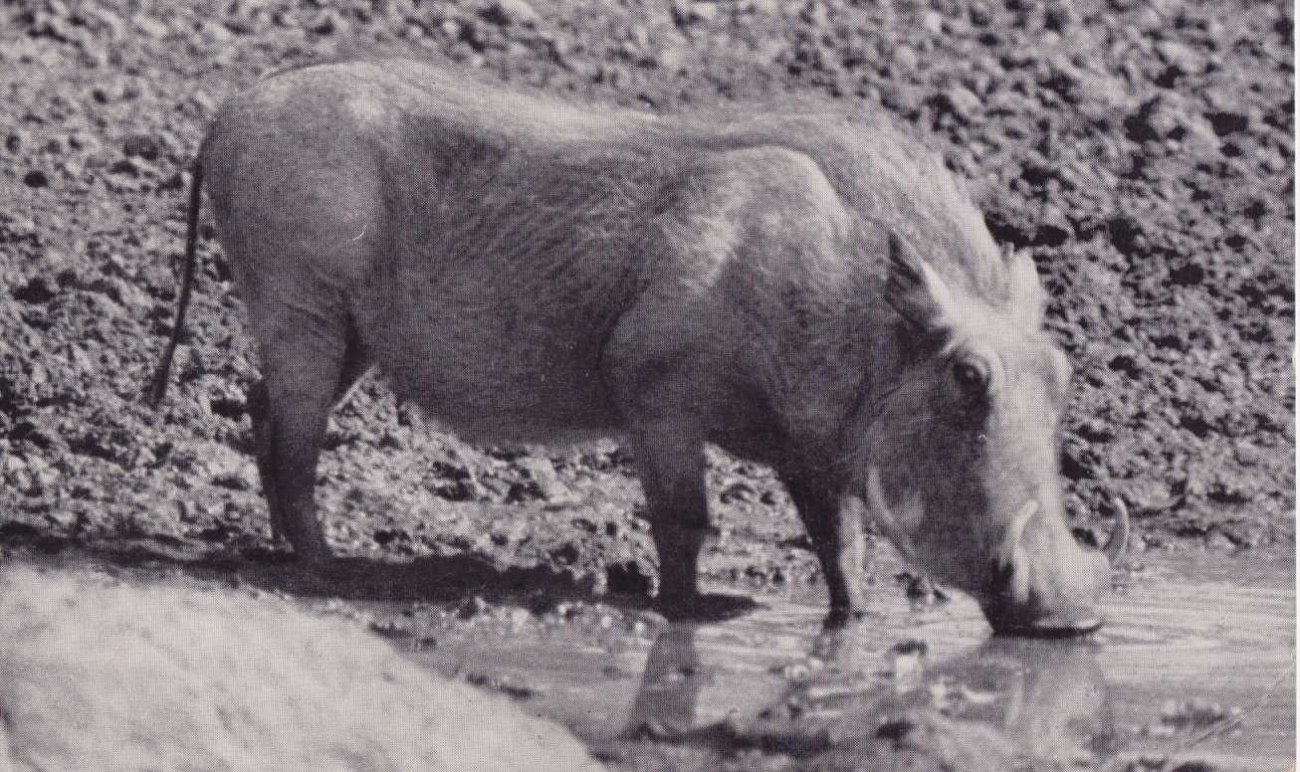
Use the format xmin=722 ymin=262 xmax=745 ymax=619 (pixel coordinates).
xmin=122 ymin=133 xmax=162 ymax=161
xmin=194 ymin=441 xmax=257 ymax=492
xmin=1106 ymin=213 xmax=1147 ymax=257
xmin=4 ymin=128 xmax=27 ymax=153
xmin=518 ymin=456 xmax=576 ymax=502
xmin=1124 ymin=97 xmax=1176 ymax=141
xmin=308 ymin=9 xmax=346 ymax=36
xmin=892 ymin=44 xmax=918 ymax=73
xmin=133 ymin=14 xmax=170 ymax=40
xmin=21 ymin=170 xmax=48 ymax=188
xmin=3 ymin=453 xmax=59 ymax=496
xmin=690 ymin=2 xmax=719 ymax=23
xmin=655 ymin=44 xmax=685 ymax=73
xmin=919 ymin=10 xmax=943 ymax=35
xmin=0 ymin=566 xmax=601 ymax=772
xmin=1044 ymin=2 xmax=1074 ymax=32
xmin=481 ymin=0 xmax=540 ymax=27
xmin=1124 ymin=94 xmax=1218 ymax=147
xmin=108 ymin=157 xmax=139 ymax=176
xmin=549 ymin=541 xmax=581 ymax=565
xmin=719 ymin=481 xmax=755 ymax=503
xmin=1205 ymin=110 xmax=1250 ymax=137
xmin=457 ymin=594 xmax=492 ymax=619
xmin=1033 ymin=205 xmax=1072 ymax=247
xmin=1154 ymin=40 xmax=1202 ymax=76
xmin=1121 ymin=477 xmax=1180 ymax=513
xmin=1057 ymin=65 xmax=1137 ymax=120
xmin=940 ymin=86 xmax=983 ymax=122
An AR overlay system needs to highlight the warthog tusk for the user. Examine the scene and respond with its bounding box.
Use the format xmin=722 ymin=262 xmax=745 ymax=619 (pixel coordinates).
xmin=999 ymin=500 xmax=1038 ymax=603
xmin=865 ymin=466 xmax=916 ymax=563
xmin=999 ymin=499 xmax=1039 ymax=570
xmin=1102 ymin=494 xmax=1131 ymax=566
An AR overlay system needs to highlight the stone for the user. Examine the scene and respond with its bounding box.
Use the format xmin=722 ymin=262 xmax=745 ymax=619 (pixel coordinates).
xmin=0 ymin=566 xmax=602 ymax=772
xmin=920 ymin=10 xmax=944 ymax=35
xmin=482 ymin=0 xmax=540 ymax=27
xmin=941 ymin=85 xmax=983 ymax=121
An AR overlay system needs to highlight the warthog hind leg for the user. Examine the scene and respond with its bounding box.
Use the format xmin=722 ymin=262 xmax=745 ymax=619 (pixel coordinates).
xmin=628 ymin=423 xmax=708 ymax=608
xmin=248 ymin=316 xmax=368 ymax=562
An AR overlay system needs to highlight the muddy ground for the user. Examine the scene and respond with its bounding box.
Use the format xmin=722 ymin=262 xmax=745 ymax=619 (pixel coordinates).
xmin=0 ymin=0 xmax=1293 ymax=769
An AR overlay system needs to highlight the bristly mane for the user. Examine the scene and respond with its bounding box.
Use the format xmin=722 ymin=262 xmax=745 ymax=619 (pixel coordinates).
xmin=263 ymin=57 xmax=1035 ymax=320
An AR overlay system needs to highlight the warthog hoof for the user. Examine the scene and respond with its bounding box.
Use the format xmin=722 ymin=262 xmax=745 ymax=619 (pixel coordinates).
xmin=822 ymin=605 xmax=875 ymax=631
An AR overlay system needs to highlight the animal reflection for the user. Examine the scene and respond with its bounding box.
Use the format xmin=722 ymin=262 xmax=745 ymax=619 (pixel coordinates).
xmin=619 ymin=623 xmax=1117 ymax=768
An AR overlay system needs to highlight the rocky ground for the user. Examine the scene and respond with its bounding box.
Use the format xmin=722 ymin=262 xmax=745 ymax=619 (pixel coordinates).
xmin=0 ymin=0 xmax=1292 ymax=650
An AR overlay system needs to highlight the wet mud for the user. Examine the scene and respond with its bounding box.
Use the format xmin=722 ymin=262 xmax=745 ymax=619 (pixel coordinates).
xmin=397 ymin=548 xmax=1294 ymax=771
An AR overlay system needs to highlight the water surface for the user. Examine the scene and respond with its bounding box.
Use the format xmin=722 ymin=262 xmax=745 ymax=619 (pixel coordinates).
xmin=412 ymin=549 xmax=1294 ymax=769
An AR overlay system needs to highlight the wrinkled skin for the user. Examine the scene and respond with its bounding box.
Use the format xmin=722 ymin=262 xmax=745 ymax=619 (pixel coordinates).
xmin=149 ymin=59 xmax=1123 ymax=634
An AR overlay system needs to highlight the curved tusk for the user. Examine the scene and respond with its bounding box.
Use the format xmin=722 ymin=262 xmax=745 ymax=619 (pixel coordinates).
xmin=999 ymin=499 xmax=1039 ymax=569
xmin=1102 ymin=494 xmax=1131 ymax=566
xmin=865 ymin=466 xmax=915 ymax=563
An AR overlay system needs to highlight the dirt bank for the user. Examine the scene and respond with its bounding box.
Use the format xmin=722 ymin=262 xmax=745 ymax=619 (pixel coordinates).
xmin=0 ymin=0 xmax=1292 ymax=629
xmin=0 ymin=562 xmax=602 ymax=772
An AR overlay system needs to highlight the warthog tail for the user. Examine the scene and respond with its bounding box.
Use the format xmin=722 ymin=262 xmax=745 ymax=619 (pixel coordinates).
xmin=145 ymin=158 xmax=205 ymax=408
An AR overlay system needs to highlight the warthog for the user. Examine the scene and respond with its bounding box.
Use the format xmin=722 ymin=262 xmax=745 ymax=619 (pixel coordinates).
xmin=148 ymin=59 xmax=1127 ymax=635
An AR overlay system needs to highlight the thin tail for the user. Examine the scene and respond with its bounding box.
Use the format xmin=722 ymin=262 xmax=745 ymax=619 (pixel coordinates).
xmin=145 ymin=157 xmax=205 ymax=408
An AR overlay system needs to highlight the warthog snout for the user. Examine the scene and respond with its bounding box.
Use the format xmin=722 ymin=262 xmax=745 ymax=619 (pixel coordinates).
xmin=980 ymin=496 xmax=1130 ymax=637
xmin=866 ymin=466 xmax=1130 ymax=637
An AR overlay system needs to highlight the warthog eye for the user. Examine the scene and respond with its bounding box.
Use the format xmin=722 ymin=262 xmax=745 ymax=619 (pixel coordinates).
xmin=952 ymin=357 xmax=991 ymax=395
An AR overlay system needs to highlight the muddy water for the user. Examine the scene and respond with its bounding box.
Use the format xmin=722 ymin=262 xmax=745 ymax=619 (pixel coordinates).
xmin=1100 ymin=551 xmax=1295 ymax=771
xmin=410 ymin=549 xmax=1295 ymax=770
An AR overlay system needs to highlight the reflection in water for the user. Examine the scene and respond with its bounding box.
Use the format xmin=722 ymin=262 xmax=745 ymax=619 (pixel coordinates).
xmin=916 ymin=637 xmax=1116 ymax=761
xmin=622 ymin=621 xmax=1115 ymax=767
xmin=623 ymin=624 xmax=704 ymax=739
xmin=415 ymin=553 xmax=1293 ymax=769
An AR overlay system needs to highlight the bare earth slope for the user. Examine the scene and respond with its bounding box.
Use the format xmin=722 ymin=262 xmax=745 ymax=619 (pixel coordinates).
xmin=0 ymin=0 xmax=1292 ymax=595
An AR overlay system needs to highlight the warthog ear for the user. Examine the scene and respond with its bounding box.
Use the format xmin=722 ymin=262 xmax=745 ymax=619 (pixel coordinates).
xmin=1005 ymin=247 xmax=1047 ymax=324
xmin=885 ymin=232 xmax=957 ymax=334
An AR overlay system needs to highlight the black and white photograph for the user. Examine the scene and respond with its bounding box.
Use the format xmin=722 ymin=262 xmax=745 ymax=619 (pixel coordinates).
xmin=0 ymin=0 xmax=1293 ymax=769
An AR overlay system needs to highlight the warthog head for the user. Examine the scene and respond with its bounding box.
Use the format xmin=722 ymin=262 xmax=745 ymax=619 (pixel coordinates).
xmin=856 ymin=234 xmax=1127 ymax=636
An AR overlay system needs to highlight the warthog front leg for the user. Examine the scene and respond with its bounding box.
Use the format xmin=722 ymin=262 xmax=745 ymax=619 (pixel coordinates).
xmin=783 ymin=473 xmax=869 ymax=626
